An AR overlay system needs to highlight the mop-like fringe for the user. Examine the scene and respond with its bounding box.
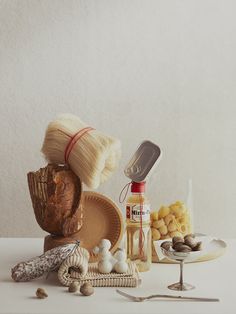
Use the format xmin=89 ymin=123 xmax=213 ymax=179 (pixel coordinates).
xmin=41 ymin=114 xmax=121 ymax=189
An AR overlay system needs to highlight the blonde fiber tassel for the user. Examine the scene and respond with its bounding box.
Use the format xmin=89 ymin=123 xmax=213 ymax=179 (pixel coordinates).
xmin=41 ymin=114 xmax=121 ymax=189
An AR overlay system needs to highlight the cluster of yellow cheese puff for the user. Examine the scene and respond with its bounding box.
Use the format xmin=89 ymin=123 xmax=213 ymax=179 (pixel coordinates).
xmin=151 ymin=201 xmax=192 ymax=240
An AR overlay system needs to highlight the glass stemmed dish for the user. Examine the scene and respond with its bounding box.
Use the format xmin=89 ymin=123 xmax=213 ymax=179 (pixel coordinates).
xmin=161 ymin=247 xmax=203 ymax=291
xmin=154 ymin=234 xmax=227 ymax=291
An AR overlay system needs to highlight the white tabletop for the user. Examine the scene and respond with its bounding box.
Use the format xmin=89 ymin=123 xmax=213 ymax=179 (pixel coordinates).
xmin=0 ymin=238 xmax=235 ymax=314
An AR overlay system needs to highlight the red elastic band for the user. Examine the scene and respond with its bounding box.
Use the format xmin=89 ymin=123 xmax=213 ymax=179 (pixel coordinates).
xmin=64 ymin=127 xmax=94 ymax=163
xmin=139 ymin=195 xmax=144 ymax=257
xmin=119 ymin=182 xmax=132 ymax=203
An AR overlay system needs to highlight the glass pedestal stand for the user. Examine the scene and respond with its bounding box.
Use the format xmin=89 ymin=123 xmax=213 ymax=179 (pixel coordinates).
xmin=168 ymin=260 xmax=195 ymax=291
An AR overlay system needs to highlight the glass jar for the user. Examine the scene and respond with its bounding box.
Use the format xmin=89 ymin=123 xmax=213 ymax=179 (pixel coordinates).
xmin=126 ymin=181 xmax=152 ymax=272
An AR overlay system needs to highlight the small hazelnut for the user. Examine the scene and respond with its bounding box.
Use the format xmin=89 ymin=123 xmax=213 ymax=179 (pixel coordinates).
xmin=172 ymin=236 xmax=184 ymax=245
xmin=175 ymin=244 xmax=192 ymax=253
xmin=184 ymin=233 xmax=195 ymax=240
xmin=80 ymin=283 xmax=94 ymax=296
xmin=172 ymin=242 xmax=185 ymax=251
xmin=192 ymin=241 xmax=203 ymax=251
xmin=184 ymin=236 xmax=197 ymax=249
xmin=36 ymin=288 xmax=48 ymax=299
xmin=161 ymin=241 xmax=172 ymax=251
xmin=68 ymin=282 xmax=79 ymax=293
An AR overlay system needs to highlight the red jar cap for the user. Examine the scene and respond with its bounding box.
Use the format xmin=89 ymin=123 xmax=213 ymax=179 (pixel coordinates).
xmin=131 ymin=181 xmax=146 ymax=193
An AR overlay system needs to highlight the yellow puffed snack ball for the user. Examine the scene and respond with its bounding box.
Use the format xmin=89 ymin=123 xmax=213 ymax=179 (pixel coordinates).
xmin=161 ymin=234 xmax=171 ymax=239
xmin=170 ymin=205 xmax=184 ymax=218
xmin=182 ymin=214 xmax=190 ymax=223
xmin=174 ymin=200 xmax=184 ymax=207
xmin=186 ymin=223 xmax=192 ymax=234
xmin=151 ymin=228 xmax=161 ymax=240
xmin=150 ymin=211 xmax=159 ymax=221
xmin=164 ymin=214 xmax=175 ymax=226
xmin=177 ymin=216 xmax=186 ymax=224
xmin=168 ymin=222 xmax=177 ymax=232
xmin=159 ymin=225 xmax=168 ymax=236
xmin=180 ymin=224 xmax=187 ymax=233
xmin=158 ymin=206 xmax=170 ymax=218
xmin=152 ymin=219 xmax=165 ymax=229
xmin=170 ymin=231 xmax=183 ymax=238
xmin=152 ymin=200 xmax=192 ymax=239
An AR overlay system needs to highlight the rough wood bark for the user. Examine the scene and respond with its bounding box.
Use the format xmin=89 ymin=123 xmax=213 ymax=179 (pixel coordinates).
xmin=27 ymin=164 xmax=82 ymax=236
xmin=44 ymin=232 xmax=82 ymax=253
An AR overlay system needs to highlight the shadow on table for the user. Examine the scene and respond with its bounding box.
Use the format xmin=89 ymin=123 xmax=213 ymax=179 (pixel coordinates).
xmin=1 ymin=272 xmax=62 ymax=287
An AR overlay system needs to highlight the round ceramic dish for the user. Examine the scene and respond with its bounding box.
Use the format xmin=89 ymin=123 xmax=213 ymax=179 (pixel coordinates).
xmin=44 ymin=191 xmax=124 ymax=262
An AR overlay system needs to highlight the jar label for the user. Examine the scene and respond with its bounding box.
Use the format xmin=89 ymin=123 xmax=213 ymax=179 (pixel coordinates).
xmin=126 ymin=204 xmax=150 ymax=222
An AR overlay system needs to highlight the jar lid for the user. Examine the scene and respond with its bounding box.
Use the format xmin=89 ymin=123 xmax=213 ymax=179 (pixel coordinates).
xmin=124 ymin=140 xmax=161 ymax=182
xmin=131 ymin=181 xmax=146 ymax=193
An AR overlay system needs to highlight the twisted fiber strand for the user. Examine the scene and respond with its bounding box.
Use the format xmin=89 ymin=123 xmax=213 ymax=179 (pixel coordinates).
xmin=58 ymin=258 xmax=140 ymax=287
xmin=58 ymin=246 xmax=90 ymax=285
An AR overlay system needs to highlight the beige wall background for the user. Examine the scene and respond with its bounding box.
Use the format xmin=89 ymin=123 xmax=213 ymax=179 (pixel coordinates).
xmin=0 ymin=0 xmax=236 ymax=238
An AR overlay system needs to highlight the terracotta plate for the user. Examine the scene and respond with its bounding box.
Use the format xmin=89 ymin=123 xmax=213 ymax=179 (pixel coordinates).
xmin=44 ymin=191 xmax=124 ymax=262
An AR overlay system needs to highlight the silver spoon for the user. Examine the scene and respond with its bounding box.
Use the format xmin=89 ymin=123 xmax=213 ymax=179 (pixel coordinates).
xmin=116 ymin=289 xmax=219 ymax=302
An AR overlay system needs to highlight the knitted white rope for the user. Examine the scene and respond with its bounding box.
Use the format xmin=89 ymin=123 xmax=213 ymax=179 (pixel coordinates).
xmin=58 ymin=246 xmax=90 ymax=286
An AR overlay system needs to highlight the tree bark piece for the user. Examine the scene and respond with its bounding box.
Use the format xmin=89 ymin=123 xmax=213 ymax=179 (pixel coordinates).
xmin=44 ymin=232 xmax=81 ymax=252
xmin=27 ymin=164 xmax=82 ymax=236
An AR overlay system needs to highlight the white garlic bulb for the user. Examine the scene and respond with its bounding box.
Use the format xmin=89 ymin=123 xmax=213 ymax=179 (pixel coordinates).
xmin=114 ymin=261 xmax=128 ymax=274
xmin=93 ymin=246 xmax=100 ymax=255
xmin=100 ymin=248 xmax=112 ymax=260
xmin=98 ymin=260 xmax=113 ymax=274
xmin=99 ymin=239 xmax=111 ymax=250
xmin=114 ymin=249 xmax=126 ymax=262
